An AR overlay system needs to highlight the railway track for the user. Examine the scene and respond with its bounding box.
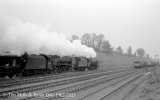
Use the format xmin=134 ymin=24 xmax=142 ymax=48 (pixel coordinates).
xmin=18 ymin=69 xmax=143 ymax=100
xmin=77 ymin=72 xmax=145 ymax=100
xmin=0 ymin=67 xmax=133 ymax=88
xmin=23 ymin=70 xmax=145 ymax=100
xmin=98 ymin=74 xmax=144 ymax=100
xmin=37 ymin=71 xmax=143 ymax=100
xmin=0 ymin=70 xmax=100 ymax=86
xmin=0 ymin=68 xmax=136 ymax=100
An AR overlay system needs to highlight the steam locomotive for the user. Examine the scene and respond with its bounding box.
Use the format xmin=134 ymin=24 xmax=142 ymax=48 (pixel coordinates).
xmin=0 ymin=52 xmax=99 ymax=78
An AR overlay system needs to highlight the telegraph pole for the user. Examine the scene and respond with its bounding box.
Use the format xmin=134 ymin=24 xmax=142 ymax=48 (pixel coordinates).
xmin=153 ymin=55 xmax=160 ymax=85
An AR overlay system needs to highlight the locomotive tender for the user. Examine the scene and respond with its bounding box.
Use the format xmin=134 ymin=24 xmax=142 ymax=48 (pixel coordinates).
xmin=0 ymin=52 xmax=99 ymax=78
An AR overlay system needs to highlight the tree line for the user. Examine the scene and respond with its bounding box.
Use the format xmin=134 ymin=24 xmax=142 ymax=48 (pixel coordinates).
xmin=71 ymin=33 xmax=148 ymax=58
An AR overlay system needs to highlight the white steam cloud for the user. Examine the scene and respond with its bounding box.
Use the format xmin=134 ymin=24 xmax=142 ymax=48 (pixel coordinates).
xmin=0 ymin=21 xmax=96 ymax=58
xmin=0 ymin=1 xmax=96 ymax=58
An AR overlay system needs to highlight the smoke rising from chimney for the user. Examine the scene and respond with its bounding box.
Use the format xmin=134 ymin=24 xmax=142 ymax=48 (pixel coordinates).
xmin=0 ymin=21 xmax=96 ymax=58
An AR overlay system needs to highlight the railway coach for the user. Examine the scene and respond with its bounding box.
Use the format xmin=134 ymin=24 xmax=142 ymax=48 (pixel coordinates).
xmin=133 ymin=60 xmax=157 ymax=69
xmin=133 ymin=61 xmax=148 ymax=68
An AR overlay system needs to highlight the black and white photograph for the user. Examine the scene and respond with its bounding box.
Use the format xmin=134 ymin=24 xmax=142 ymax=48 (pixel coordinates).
xmin=0 ymin=0 xmax=160 ymax=100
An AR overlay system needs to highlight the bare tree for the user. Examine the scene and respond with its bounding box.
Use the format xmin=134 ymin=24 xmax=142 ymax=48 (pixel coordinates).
xmin=71 ymin=35 xmax=79 ymax=41
xmin=81 ymin=33 xmax=113 ymax=54
xmin=81 ymin=33 xmax=92 ymax=46
xmin=91 ymin=33 xmax=98 ymax=49
xmin=127 ymin=46 xmax=132 ymax=56
xmin=136 ymin=48 xmax=145 ymax=57
xmin=97 ymin=34 xmax=105 ymax=50
xmin=116 ymin=46 xmax=123 ymax=54
xmin=101 ymin=40 xmax=112 ymax=53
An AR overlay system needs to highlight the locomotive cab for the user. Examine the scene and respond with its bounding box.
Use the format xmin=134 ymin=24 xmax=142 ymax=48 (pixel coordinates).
xmin=0 ymin=53 xmax=23 ymax=78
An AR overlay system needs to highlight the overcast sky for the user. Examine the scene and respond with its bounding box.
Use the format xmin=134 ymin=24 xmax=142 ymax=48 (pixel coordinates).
xmin=0 ymin=0 xmax=160 ymax=58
